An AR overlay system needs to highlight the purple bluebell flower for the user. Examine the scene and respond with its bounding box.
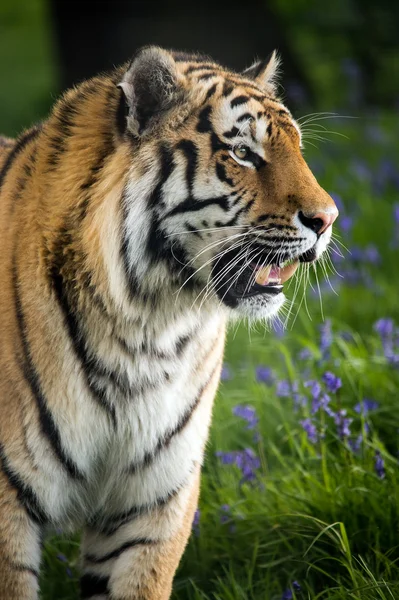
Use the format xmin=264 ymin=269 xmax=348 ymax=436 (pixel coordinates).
xmin=348 ymin=434 xmax=363 ymax=453
xmin=281 ymin=581 xmax=301 ymax=599
xmin=340 ymin=215 xmax=353 ymax=234
xmin=235 ymin=448 xmax=261 ymax=484
xmin=220 ymin=504 xmax=231 ymax=525
xmin=216 ymin=451 xmax=236 ymax=465
xmin=374 ymin=318 xmax=394 ymax=338
xmin=365 ymin=125 xmax=386 ymax=144
xmin=298 ymin=347 xmax=312 ymax=360
xmin=374 ymin=451 xmax=385 ymax=479
xmin=233 ymin=405 xmax=259 ymax=430
xmin=393 ymin=203 xmax=399 ymax=246
xmin=57 ymin=553 xmax=68 ymax=563
xmin=335 ymin=410 xmax=352 ymax=439
xmin=300 ymin=418 xmax=318 ymax=444
xmin=351 ymin=159 xmax=371 ymax=181
xmin=318 ymin=393 xmax=335 ymax=417
xmin=276 ymin=380 xmax=292 ymax=397
xmin=293 ymin=392 xmax=307 ymax=410
xmin=304 ymin=380 xmax=322 ymax=400
xmin=255 ymin=365 xmax=274 ymax=385
xmin=354 ymin=399 xmax=379 ymax=415
xmin=322 ymin=371 xmax=342 ymax=393
xmin=319 ymin=319 xmax=332 ymax=359
xmin=220 ymin=364 xmax=232 ymax=381
xmin=192 ymin=509 xmax=200 ymax=536
xmin=273 ymin=319 xmax=285 ymax=338
xmin=216 ymin=448 xmax=261 ymax=485
xmin=364 ymin=244 xmax=380 ymax=264
xmin=373 ymin=319 xmax=397 ymax=361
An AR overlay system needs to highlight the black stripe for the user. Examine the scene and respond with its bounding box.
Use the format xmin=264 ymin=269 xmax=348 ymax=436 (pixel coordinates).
xmin=146 ymin=215 xmax=194 ymax=285
xmin=231 ymin=95 xmax=249 ymax=108
xmin=216 ymin=163 xmax=234 ymax=187
xmin=176 ymin=139 xmax=198 ymax=194
xmin=120 ymin=192 xmax=157 ymax=305
xmin=85 ymin=538 xmax=156 ymax=564
xmin=204 ymin=83 xmax=218 ymax=100
xmin=266 ymin=222 xmax=296 ymax=231
xmin=10 ymin=562 xmax=39 ymax=579
xmin=128 ymin=362 xmax=219 ymax=475
xmin=165 ymin=194 xmax=230 ymax=217
xmin=222 ymin=81 xmax=234 ymax=97
xmin=211 ymin=132 xmax=229 ymax=153
xmin=267 ymin=122 xmax=273 ymax=137
xmin=196 ymin=106 xmax=213 ymax=133
xmin=147 ymin=144 xmax=176 ymax=209
xmin=80 ymin=573 xmax=109 ymax=598
xmin=0 ymin=127 xmax=41 ymax=194
xmin=215 ymin=199 xmax=255 ymax=228
xmin=185 ymin=223 xmax=202 ymax=238
xmin=255 ymin=235 xmax=305 ymax=244
xmin=223 ymin=126 xmax=240 ymax=139
xmin=94 ymin=473 xmax=194 ymax=536
xmin=237 ymin=112 xmax=255 ymax=123
xmin=198 ymin=73 xmax=218 ymax=82
xmin=46 ymin=83 xmax=97 ymax=170
xmin=245 ymin=149 xmax=266 ymax=170
xmin=12 ymin=259 xmax=85 ymax=480
xmin=0 ymin=443 xmax=47 ymax=525
xmin=256 ymin=213 xmax=290 ymax=223
xmin=185 ymin=63 xmax=220 ymax=74
xmin=49 ymin=266 xmax=118 ymax=428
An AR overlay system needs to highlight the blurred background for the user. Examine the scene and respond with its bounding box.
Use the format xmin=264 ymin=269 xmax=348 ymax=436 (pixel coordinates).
xmin=1 ymin=0 xmax=399 ymax=137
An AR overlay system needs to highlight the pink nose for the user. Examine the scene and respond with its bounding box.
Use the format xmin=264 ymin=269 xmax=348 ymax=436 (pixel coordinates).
xmin=298 ymin=208 xmax=338 ymax=235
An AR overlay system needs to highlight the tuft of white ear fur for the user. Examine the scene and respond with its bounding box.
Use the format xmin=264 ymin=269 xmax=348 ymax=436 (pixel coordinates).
xmin=242 ymin=50 xmax=281 ymax=96
xmin=118 ymin=46 xmax=186 ymax=136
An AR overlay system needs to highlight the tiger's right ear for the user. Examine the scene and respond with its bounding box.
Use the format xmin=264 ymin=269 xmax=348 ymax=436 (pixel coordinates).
xmin=117 ymin=46 xmax=186 ymax=137
xmin=242 ymin=50 xmax=281 ymax=96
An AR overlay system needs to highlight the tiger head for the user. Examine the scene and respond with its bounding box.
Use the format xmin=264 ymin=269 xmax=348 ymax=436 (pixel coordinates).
xmin=118 ymin=47 xmax=338 ymax=321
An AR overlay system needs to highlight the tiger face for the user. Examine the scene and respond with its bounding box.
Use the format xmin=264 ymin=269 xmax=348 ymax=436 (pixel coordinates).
xmin=119 ymin=47 xmax=338 ymax=321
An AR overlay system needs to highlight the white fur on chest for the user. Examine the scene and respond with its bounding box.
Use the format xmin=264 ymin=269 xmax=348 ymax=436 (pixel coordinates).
xmin=50 ymin=309 xmax=225 ymax=528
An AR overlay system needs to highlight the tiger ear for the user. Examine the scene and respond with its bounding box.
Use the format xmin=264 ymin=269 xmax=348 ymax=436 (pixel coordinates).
xmin=117 ymin=46 xmax=186 ymax=136
xmin=242 ymin=50 xmax=281 ymax=96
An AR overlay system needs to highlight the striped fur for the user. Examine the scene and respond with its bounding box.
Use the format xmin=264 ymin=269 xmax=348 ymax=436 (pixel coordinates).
xmin=0 ymin=46 xmax=337 ymax=599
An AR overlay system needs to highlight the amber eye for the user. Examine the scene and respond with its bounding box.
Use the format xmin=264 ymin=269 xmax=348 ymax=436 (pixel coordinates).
xmin=233 ymin=145 xmax=249 ymax=160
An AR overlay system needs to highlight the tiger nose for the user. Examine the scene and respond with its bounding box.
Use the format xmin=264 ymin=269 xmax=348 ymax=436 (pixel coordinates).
xmin=298 ymin=208 xmax=338 ymax=235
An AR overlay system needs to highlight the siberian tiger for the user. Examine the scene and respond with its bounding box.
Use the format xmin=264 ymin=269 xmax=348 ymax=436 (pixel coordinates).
xmin=0 ymin=46 xmax=338 ymax=599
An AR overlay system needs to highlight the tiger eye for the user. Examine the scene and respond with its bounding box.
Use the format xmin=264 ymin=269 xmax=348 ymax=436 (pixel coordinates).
xmin=234 ymin=145 xmax=248 ymax=160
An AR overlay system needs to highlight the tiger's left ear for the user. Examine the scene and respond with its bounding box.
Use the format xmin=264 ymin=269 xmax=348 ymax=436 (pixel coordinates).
xmin=242 ymin=50 xmax=281 ymax=96
xmin=117 ymin=46 xmax=187 ymax=136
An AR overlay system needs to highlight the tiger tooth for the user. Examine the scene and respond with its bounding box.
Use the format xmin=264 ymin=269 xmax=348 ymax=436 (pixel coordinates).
xmin=255 ymin=265 xmax=272 ymax=286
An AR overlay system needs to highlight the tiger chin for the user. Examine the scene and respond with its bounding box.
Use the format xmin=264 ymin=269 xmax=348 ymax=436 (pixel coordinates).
xmin=0 ymin=46 xmax=337 ymax=599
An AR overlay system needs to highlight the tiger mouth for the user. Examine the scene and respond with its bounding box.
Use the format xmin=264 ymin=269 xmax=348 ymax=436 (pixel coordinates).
xmin=212 ymin=245 xmax=317 ymax=304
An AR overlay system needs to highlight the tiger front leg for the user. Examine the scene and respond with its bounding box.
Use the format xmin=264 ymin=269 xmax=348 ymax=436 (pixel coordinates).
xmin=0 ymin=465 xmax=43 ymax=600
xmin=80 ymin=470 xmax=200 ymax=600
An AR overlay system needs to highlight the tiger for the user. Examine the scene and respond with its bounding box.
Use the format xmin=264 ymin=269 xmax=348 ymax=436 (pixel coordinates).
xmin=0 ymin=46 xmax=338 ymax=599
